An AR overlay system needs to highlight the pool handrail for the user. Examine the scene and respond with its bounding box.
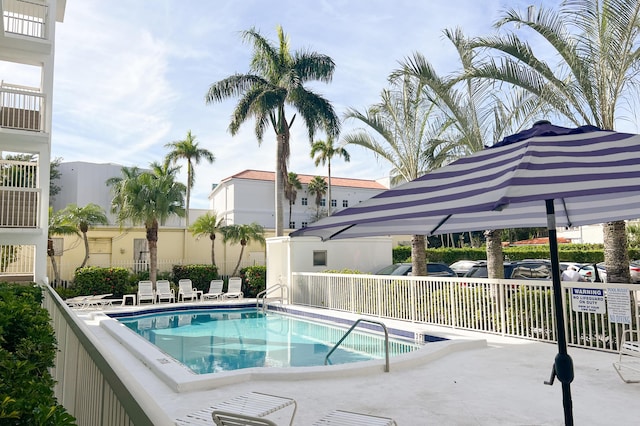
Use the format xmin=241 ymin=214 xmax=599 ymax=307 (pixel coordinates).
xmin=325 ymin=318 xmax=390 ymax=372
xmin=257 ymin=283 xmax=289 ymax=312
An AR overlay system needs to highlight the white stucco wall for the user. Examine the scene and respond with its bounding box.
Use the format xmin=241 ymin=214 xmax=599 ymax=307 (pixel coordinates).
xmin=266 ymin=236 xmax=393 ymax=289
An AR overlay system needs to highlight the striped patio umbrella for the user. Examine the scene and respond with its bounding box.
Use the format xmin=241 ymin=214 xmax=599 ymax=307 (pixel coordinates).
xmin=291 ymin=121 xmax=640 ymax=426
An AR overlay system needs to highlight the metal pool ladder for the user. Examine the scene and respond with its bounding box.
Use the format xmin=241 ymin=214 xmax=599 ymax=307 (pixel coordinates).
xmin=325 ymin=319 xmax=390 ymax=372
xmin=256 ymin=282 xmax=289 ymax=312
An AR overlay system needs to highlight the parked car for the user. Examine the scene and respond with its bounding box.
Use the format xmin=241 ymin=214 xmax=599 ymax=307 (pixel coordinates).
xmin=578 ymin=261 xmax=640 ymax=283
xmin=449 ymin=260 xmax=484 ymax=277
xmin=577 ymin=263 xmax=606 ymax=282
xmin=375 ymin=262 xmax=457 ymax=277
xmin=464 ymin=260 xmax=553 ymax=279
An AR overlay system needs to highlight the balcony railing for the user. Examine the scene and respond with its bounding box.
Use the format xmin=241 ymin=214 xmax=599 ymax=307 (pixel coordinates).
xmin=0 ymin=82 xmax=45 ymax=132
xmin=2 ymin=0 xmax=48 ymax=39
xmin=0 ymin=158 xmax=40 ymax=228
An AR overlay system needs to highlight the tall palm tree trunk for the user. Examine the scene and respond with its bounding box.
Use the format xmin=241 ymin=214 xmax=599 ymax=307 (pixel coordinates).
xmin=327 ymin=161 xmax=332 ymax=217
xmin=210 ymin=234 xmax=216 ymax=266
xmin=604 ymin=221 xmax=630 ymax=283
xmin=232 ymin=242 xmax=246 ymax=276
xmin=147 ymin=221 xmax=159 ymax=285
xmin=411 ymin=235 xmax=427 ymax=276
xmin=275 ymin=135 xmax=285 ymax=236
xmin=80 ymin=231 xmax=90 ymax=268
xmin=47 ymin=240 xmax=61 ymax=285
xmin=485 ymin=230 xmax=504 ymax=279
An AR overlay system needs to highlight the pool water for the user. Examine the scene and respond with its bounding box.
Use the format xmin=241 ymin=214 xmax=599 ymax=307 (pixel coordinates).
xmin=117 ymin=309 xmax=420 ymax=374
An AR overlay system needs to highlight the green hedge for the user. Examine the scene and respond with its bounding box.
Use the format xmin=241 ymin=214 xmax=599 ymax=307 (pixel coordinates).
xmin=393 ymin=244 xmax=640 ymax=265
xmin=172 ymin=265 xmax=218 ymax=292
xmin=240 ymin=266 xmax=266 ymax=298
xmin=0 ymin=283 xmax=76 ymax=425
xmin=73 ymin=267 xmax=129 ymax=298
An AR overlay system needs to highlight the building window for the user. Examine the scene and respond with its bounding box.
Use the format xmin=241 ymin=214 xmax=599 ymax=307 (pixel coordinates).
xmin=331 ymin=199 xmax=337 ymax=207
xmin=342 ymin=200 xmax=348 ymax=207
xmin=313 ymin=250 xmax=327 ymax=266
xmin=301 ymin=222 xmax=308 ymax=228
xmin=289 ymin=221 xmax=295 ymax=228
xmin=301 ymin=197 xmax=308 ymax=206
xmin=320 ymin=198 xmax=326 ymax=207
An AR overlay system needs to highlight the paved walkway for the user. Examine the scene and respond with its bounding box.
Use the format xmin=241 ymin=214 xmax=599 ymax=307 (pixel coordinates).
xmin=85 ymin=304 xmax=640 ymax=425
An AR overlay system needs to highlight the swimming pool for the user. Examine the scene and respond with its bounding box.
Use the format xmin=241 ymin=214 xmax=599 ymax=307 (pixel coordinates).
xmin=114 ymin=308 xmax=421 ymax=374
xmin=99 ymin=304 xmax=482 ymax=393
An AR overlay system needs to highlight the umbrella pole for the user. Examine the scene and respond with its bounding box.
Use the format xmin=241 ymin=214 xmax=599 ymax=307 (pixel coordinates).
xmin=545 ymin=199 xmax=574 ymax=426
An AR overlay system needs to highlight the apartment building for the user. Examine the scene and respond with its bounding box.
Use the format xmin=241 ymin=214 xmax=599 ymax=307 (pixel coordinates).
xmin=0 ymin=0 xmax=66 ymax=282
xmin=208 ymin=169 xmax=389 ymax=230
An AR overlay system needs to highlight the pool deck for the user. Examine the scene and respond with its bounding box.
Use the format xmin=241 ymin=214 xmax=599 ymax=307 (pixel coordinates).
xmin=79 ymin=301 xmax=640 ymax=425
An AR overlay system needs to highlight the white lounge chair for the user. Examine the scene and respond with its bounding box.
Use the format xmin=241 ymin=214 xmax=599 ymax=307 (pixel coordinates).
xmin=65 ymin=293 xmax=114 ymax=309
xmin=137 ymin=281 xmax=155 ymax=305
xmin=613 ymin=329 xmax=640 ymax=383
xmin=178 ymin=279 xmax=201 ymax=302
xmin=203 ymin=279 xmax=224 ymax=300
xmin=225 ymin=277 xmax=243 ymax=299
xmin=155 ymin=280 xmax=175 ymax=303
xmin=209 ymin=392 xmax=296 ymax=426
xmin=212 ymin=411 xmax=278 ymax=426
xmin=312 ymin=410 xmax=398 ymax=425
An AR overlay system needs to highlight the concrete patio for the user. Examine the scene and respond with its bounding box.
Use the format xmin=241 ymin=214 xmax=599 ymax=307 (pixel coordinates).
xmin=81 ymin=303 xmax=640 ymax=425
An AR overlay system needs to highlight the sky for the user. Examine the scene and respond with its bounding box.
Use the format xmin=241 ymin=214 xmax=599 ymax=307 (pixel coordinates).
xmin=4 ymin=0 xmax=554 ymax=208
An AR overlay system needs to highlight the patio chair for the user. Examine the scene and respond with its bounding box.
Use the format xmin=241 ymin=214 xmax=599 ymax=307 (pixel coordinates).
xmin=65 ymin=293 xmax=114 ymax=309
xmin=203 ymin=279 xmax=225 ymax=300
xmin=137 ymin=281 xmax=155 ymax=305
xmin=155 ymin=280 xmax=175 ymax=304
xmin=178 ymin=279 xmax=201 ymax=302
xmin=312 ymin=410 xmax=398 ymax=425
xmin=613 ymin=329 xmax=640 ymax=383
xmin=225 ymin=277 xmax=243 ymax=299
xmin=212 ymin=411 xmax=278 ymax=426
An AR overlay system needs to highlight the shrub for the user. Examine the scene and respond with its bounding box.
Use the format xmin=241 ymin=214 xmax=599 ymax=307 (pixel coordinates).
xmin=73 ymin=267 xmax=129 ymax=297
xmin=240 ymin=266 xmax=266 ymax=298
xmin=392 ymin=244 xmax=635 ymax=265
xmin=0 ymin=282 xmax=76 ymax=425
xmin=172 ymin=265 xmax=218 ymax=292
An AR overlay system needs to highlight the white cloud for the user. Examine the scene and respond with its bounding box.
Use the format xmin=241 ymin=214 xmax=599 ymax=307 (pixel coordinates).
xmin=2 ymin=0 xmax=560 ymax=209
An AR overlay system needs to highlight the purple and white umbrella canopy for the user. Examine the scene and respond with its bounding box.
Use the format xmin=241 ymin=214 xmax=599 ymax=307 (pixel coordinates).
xmin=291 ymin=122 xmax=640 ymax=240
xmin=291 ymin=121 xmax=640 ymax=426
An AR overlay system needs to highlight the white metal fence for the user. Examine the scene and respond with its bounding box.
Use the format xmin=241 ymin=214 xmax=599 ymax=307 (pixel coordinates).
xmin=2 ymin=0 xmax=48 ymax=39
xmin=291 ymin=273 xmax=640 ymax=352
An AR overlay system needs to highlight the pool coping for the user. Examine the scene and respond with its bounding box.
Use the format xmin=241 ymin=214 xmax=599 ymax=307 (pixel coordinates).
xmin=96 ymin=303 xmax=487 ymax=393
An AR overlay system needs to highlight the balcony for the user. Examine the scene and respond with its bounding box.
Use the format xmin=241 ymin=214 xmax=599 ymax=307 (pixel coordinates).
xmin=0 ymin=81 xmax=44 ymax=132
xmin=2 ymin=0 xmax=48 ymax=39
xmin=0 ymin=157 xmax=40 ymax=228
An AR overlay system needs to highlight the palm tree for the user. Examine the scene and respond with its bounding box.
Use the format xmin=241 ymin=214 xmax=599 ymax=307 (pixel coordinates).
xmin=189 ymin=212 xmax=225 ymax=266
xmin=307 ymin=176 xmax=327 ymax=219
xmin=285 ymin=172 xmax=302 ymax=228
xmin=205 ymin=25 xmax=340 ymax=237
xmin=471 ymin=0 xmax=640 ymax=282
xmin=398 ymin=28 xmax=544 ymax=277
xmin=221 ymin=222 xmax=266 ymax=276
xmin=310 ymin=137 xmax=350 ymax=216
xmin=60 ymin=203 xmax=109 ymax=268
xmin=164 ymin=130 xmax=215 ymax=226
xmin=47 ymin=207 xmax=78 ymax=286
xmin=107 ymin=163 xmax=185 ymax=284
xmin=342 ymin=72 xmax=449 ymax=276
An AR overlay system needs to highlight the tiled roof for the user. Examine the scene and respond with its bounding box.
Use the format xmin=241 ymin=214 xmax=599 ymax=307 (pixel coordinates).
xmin=222 ymin=169 xmax=387 ymax=189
